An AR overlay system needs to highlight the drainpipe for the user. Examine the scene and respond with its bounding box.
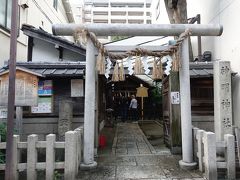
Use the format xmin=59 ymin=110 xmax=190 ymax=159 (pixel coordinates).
xmin=62 ymin=0 xmax=75 ymax=23
xmin=197 ymin=14 xmax=202 ymax=61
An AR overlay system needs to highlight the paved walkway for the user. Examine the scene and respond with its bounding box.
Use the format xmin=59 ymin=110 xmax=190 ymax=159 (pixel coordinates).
xmin=78 ymin=123 xmax=206 ymax=180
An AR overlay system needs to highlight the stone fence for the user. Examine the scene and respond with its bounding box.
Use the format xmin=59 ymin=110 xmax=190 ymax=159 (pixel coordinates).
xmin=0 ymin=127 xmax=83 ymax=180
xmin=192 ymin=127 xmax=235 ymax=180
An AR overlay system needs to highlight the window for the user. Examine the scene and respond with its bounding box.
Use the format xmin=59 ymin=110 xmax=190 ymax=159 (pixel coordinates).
xmin=53 ymin=0 xmax=58 ymax=10
xmin=0 ymin=0 xmax=12 ymax=30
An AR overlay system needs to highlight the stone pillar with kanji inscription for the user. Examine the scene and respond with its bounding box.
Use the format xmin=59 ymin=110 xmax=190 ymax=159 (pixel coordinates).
xmin=58 ymin=100 xmax=73 ymax=141
xmin=214 ymin=61 xmax=233 ymax=141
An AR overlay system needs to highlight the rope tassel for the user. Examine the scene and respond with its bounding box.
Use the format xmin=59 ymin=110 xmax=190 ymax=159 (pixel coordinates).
xmin=119 ymin=60 xmax=125 ymax=81
xmin=152 ymin=57 xmax=163 ymax=80
xmin=112 ymin=62 xmax=119 ymax=82
xmin=172 ymin=50 xmax=180 ymax=72
xmin=134 ymin=56 xmax=143 ymax=75
xmin=96 ymin=52 xmax=105 ymax=75
xmin=158 ymin=60 xmax=163 ymax=79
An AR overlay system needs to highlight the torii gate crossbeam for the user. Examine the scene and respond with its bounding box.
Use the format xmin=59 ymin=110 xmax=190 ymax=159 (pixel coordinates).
xmin=52 ymin=23 xmax=223 ymax=170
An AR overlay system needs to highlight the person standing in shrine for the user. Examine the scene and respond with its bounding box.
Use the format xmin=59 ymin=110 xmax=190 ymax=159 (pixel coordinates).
xmin=129 ymin=95 xmax=138 ymax=121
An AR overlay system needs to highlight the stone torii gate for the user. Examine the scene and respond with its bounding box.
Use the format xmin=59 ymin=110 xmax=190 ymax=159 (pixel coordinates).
xmin=52 ymin=23 xmax=223 ymax=169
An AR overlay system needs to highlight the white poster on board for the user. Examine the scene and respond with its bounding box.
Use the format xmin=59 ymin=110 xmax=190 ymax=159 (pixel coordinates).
xmin=171 ymin=92 xmax=180 ymax=104
xmin=0 ymin=107 xmax=7 ymax=119
xmin=71 ymin=79 xmax=84 ymax=97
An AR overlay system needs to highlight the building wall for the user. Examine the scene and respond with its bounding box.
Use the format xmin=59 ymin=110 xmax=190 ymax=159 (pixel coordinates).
xmin=32 ymin=39 xmax=59 ymax=62
xmin=32 ymin=38 xmax=85 ymax=62
xmin=187 ymin=0 xmax=240 ymax=127
xmin=0 ymin=0 xmax=71 ymax=66
xmin=82 ymin=0 xmax=152 ymax=42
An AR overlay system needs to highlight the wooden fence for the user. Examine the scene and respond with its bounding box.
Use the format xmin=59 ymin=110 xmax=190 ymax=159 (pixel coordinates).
xmin=193 ymin=127 xmax=235 ymax=180
xmin=0 ymin=127 xmax=83 ymax=180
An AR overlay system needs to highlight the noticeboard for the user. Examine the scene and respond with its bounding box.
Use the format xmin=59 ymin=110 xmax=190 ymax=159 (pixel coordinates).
xmin=71 ymin=79 xmax=84 ymax=97
xmin=38 ymin=80 xmax=53 ymax=96
xmin=31 ymin=97 xmax=52 ymax=113
xmin=0 ymin=70 xmax=38 ymax=106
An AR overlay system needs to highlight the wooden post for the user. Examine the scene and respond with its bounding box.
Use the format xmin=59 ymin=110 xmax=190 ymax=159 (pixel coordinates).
xmin=224 ymin=134 xmax=235 ymax=180
xmin=27 ymin=134 xmax=38 ymax=180
xmin=203 ymin=132 xmax=217 ymax=180
xmin=46 ymin=134 xmax=56 ymax=180
xmin=64 ymin=131 xmax=77 ymax=180
xmin=141 ymin=97 xmax=143 ymax=120
xmin=13 ymin=135 xmax=19 ymax=180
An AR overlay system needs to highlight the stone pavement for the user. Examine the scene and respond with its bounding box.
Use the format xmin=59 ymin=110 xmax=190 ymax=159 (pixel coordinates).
xmin=78 ymin=123 xmax=206 ymax=180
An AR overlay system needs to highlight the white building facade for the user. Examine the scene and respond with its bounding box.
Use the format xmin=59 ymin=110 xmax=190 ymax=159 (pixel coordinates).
xmin=151 ymin=0 xmax=240 ymax=128
xmin=0 ymin=0 xmax=74 ymax=66
xmin=79 ymin=0 xmax=152 ymax=41
xmin=186 ymin=0 xmax=240 ymax=128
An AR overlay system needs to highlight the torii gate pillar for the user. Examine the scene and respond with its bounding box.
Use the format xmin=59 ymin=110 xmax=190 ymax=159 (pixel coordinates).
xmin=179 ymin=37 xmax=197 ymax=169
xmin=80 ymin=37 xmax=97 ymax=169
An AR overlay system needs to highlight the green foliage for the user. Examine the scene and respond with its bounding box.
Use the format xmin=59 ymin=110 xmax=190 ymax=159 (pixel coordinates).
xmin=151 ymin=86 xmax=162 ymax=103
xmin=111 ymin=36 xmax=129 ymax=42
xmin=0 ymin=123 xmax=6 ymax=164
xmin=0 ymin=122 xmax=7 ymax=142
xmin=54 ymin=170 xmax=63 ymax=180
xmin=0 ymin=151 xmax=5 ymax=164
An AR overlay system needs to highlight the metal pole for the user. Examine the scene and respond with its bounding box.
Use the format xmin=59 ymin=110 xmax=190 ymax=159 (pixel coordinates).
xmin=52 ymin=23 xmax=223 ymax=37
xmin=80 ymin=37 xmax=97 ymax=169
xmin=179 ymin=37 xmax=197 ymax=170
xmin=197 ymin=14 xmax=202 ymax=61
xmin=5 ymin=0 xmax=18 ymax=179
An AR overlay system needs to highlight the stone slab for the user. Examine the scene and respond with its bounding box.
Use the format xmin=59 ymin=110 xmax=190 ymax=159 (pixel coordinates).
xmin=116 ymin=165 xmax=166 ymax=179
xmin=78 ymin=165 xmax=116 ymax=180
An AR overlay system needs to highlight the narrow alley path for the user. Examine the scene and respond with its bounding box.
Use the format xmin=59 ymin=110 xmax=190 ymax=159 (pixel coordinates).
xmin=78 ymin=123 xmax=206 ymax=180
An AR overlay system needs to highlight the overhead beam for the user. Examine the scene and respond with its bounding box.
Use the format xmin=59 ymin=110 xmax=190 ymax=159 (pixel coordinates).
xmin=52 ymin=23 xmax=223 ymax=37
xmin=104 ymin=45 xmax=170 ymax=52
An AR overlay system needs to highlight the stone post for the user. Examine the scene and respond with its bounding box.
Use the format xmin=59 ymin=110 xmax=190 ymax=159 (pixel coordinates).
xmin=64 ymin=131 xmax=77 ymax=180
xmin=81 ymin=37 xmax=97 ymax=169
xmin=13 ymin=135 xmax=19 ymax=180
xmin=196 ymin=129 xmax=205 ymax=172
xmin=16 ymin=107 xmax=23 ymax=137
xmin=214 ymin=61 xmax=233 ymax=141
xmin=58 ymin=100 xmax=73 ymax=140
xmin=46 ymin=134 xmax=56 ymax=180
xmin=203 ymin=132 xmax=217 ymax=180
xmin=179 ymin=37 xmax=197 ymax=170
xmin=224 ymin=134 xmax=235 ymax=179
xmin=27 ymin=134 xmax=38 ymax=180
